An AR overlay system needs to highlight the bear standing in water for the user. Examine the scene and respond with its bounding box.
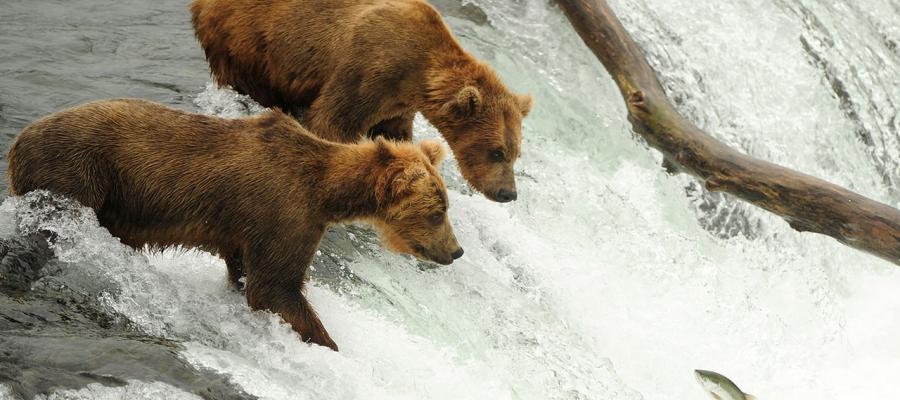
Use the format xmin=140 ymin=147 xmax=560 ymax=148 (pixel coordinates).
xmin=191 ymin=0 xmax=533 ymax=203
xmin=7 ymin=99 xmax=463 ymax=351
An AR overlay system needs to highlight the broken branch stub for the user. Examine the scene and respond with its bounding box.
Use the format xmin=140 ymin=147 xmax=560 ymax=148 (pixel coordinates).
xmin=557 ymin=0 xmax=900 ymax=264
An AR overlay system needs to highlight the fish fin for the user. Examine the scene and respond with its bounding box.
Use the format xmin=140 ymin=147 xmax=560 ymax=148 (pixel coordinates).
xmin=745 ymin=394 xmax=757 ymax=400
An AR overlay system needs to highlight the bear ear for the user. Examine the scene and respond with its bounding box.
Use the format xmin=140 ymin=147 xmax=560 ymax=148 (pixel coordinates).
xmin=453 ymin=86 xmax=482 ymax=117
xmin=418 ymin=140 xmax=447 ymax=167
xmin=374 ymin=137 xmax=395 ymax=165
xmin=375 ymin=166 xmax=425 ymax=208
xmin=517 ymin=94 xmax=533 ymax=117
xmin=375 ymin=165 xmax=406 ymax=207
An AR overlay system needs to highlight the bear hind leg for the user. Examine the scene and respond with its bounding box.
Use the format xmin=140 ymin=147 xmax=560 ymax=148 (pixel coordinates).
xmin=9 ymin=153 xmax=109 ymax=211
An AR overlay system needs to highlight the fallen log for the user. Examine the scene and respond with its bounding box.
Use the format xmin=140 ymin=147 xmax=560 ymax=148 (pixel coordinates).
xmin=556 ymin=0 xmax=900 ymax=265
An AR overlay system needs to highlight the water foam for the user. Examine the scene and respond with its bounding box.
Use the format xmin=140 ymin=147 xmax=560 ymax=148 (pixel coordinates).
xmin=9 ymin=0 xmax=900 ymax=398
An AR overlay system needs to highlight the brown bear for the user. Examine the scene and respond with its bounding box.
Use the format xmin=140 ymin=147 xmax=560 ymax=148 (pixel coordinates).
xmin=191 ymin=0 xmax=533 ymax=203
xmin=7 ymin=99 xmax=463 ymax=351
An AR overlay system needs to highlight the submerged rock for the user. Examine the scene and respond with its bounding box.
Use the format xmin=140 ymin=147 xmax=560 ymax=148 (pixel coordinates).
xmin=430 ymin=0 xmax=491 ymax=26
xmin=0 ymin=234 xmax=51 ymax=295
xmin=0 ymin=234 xmax=254 ymax=400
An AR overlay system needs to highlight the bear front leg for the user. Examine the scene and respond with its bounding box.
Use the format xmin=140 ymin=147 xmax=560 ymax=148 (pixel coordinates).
xmin=368 ymin=112 xmax=415 ymax=141
xmin=245 ymin=273 xmax=338 ymax=351
xmin=302 ymin=73 xmax=384 ymax=143
xmin=302 ymin=96 xmax=361 ymax=143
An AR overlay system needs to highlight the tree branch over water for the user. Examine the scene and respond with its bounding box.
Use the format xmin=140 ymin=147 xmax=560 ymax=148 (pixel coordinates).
xmin=557 ymin=0 xmax=900 ymax=265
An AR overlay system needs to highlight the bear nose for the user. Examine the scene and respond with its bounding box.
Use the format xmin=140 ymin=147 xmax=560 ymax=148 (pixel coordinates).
xmin=495 ymin=188 xmax=517 ymax=202
xmin=451 ymin=248 xmax=464 ymax=260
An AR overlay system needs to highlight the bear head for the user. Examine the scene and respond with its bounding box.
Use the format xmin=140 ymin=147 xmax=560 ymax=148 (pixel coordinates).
xmin=424 ymin=63 xmax=533 ymax=203
xmin=372 ymin=138 xmax=464 ymax=265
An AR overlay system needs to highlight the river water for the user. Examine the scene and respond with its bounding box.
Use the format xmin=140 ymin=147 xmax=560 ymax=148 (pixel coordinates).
xmin=1 ymin=0 xmax=899 ymax=399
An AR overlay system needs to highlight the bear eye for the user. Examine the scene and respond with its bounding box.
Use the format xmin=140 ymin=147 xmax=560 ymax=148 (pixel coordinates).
xmin=427 ymin=212 xmax=444 ymax=226
xmin=489 ymin=149 xmax=505 ymax=162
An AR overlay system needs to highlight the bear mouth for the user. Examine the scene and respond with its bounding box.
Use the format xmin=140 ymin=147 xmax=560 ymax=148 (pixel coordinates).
xmin=412 ymin=244 xmax=454 ymax=265
xmin=430 ymin=257 xmax=454 ymax=266
xmin=481 ymin=187 xmax=517 ymax=203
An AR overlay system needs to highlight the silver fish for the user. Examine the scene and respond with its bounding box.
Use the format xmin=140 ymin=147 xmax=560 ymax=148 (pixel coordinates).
xmin=695 ymin=370 xmax=757 ymax=400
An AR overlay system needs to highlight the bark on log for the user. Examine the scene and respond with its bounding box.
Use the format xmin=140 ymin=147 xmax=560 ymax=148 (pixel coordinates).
xmin=557 ymin=0 xmax=900 ymax=265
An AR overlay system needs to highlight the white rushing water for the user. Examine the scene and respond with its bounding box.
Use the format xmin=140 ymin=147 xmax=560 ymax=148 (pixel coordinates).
xmin=6 ymin=0 xmax=900 ymax=399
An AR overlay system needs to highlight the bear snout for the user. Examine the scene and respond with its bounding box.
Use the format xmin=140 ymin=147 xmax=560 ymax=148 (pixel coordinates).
xmin=495 ymin=188 xmax=518 ymax=202
xmin=417 ymin=244 xmax=464 ymax=265
xmin=436 ymin=246 xmax=464 ymax=265
xmin=452 ymin=247 xmax=464 ymax=260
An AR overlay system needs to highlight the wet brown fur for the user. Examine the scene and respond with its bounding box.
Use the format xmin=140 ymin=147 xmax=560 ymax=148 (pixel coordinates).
xmin=191 ymin=0 xmax=533 ymax=201
xmin=7 ymin=99 xmax=460 ymax=351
